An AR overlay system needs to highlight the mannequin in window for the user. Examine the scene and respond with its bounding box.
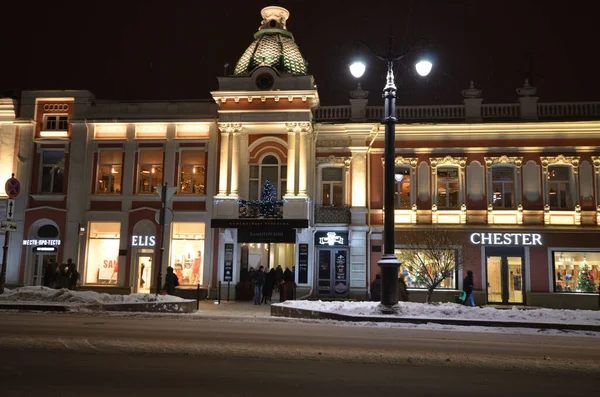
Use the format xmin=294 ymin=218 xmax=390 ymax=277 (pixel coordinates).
xmin=192 ymin=250 xmax=202 ymax=284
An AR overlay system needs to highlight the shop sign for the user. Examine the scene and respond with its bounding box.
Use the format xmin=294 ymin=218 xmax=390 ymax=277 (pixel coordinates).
xmin=298 ymin=243 xmax=309 ymax=284
xmin=22 ymin=239 xmax=61 ymax=246
xmin=211 ymin=218 xmax=309 ymax=229
xmin=315 ymin=231 xmax=348 ymax=246
xmin=223 ymin=243 xmax=234 ymax=282
xmin=469 ymin=232 xmax=542 ymax=246
xmin=33 ymin=246 xmax=57 ymax=253
xmin=237 ymin=228 xmax=296 ymax=243
xmin=131 ymin=235 xmax=156 ymax=247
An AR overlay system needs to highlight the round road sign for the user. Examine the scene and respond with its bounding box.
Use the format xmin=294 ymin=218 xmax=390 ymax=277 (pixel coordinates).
xmin=5 ymin=177 xmax=21 ymax=198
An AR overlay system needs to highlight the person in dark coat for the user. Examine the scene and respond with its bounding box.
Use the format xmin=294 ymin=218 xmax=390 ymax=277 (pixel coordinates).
xmin=43 ymin=260 xmax=54 ymax=287
xmin=164 ymin=266 xmax=180 ymax=295
xmin=274 ymin=265 xmax=283 ymax=291
xmin=262 ymin=268 xmax=275 ymax=304
xmin=463 ymin=270 xmax=475 ymax=307
xmin=370 ymin=274 xmax=381 ymax=301
xmin=283 ymin=267 xmax=292 ymax=282
xmin=66 ymin=258 xmax=79 ymax=290
xmin=398 ymin=274 xmax=409 ymax=302
xmin=253 ymin=266 xmax=265 ymax=305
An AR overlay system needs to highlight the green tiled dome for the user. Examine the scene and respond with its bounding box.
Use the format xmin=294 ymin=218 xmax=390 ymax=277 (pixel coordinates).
xmin=233 ymin=6 xmax=308 ymax=76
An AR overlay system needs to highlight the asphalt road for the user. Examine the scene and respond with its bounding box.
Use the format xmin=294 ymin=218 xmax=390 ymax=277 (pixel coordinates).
xmin=0 ymin=312 xmax=599 ymax=396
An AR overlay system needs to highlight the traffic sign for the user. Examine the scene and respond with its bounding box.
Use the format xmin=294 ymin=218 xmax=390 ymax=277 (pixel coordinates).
xmin=5 ymin=198 xmax=15 ymax=220
xmin=155 ymin=208 xmax=174 ymax=225
xmin=157 ymin=186 xmax=177 ymax=202
xmin=5 ymin=177 xmax=21 ymax=198
xmin=1 ymin=220 xmax=17 ymax=232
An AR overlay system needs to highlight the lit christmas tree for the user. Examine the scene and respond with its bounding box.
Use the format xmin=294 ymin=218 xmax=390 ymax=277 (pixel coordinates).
xmin=238 ymin=179 xmax=284 ymax=218
xmin=577 ymin=262 xmax=597 ymax=293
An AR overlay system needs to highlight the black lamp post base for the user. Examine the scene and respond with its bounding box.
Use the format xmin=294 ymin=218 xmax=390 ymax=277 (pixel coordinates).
xmin=378 ymin=254 xmax=401 ymax=307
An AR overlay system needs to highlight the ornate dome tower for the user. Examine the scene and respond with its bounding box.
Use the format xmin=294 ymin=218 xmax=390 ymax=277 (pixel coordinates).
xmin=233 ymin=5 xmax=308 ymax=76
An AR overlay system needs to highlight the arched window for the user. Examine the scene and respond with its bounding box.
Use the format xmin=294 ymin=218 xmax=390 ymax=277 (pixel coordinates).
xmin=547 ymin=165 xmax=573 ymax=210
xmin=248 ymin=155 xmax=287 ymax=200
xmin=491 ymin=166 xmax=516 ymax=209
xmin=436 ymin=166 xmax=459 ymax=209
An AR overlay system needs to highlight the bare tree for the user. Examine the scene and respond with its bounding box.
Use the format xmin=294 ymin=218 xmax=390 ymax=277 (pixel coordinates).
xmin=396 ymin=228 xmax=470 ymax=304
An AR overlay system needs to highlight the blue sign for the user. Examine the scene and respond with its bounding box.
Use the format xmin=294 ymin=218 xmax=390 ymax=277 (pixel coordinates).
xmin=5 ymin=177 xmax=20 ymax=198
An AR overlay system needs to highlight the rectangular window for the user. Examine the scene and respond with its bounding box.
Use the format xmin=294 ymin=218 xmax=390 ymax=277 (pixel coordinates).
xmin=548 ymin=166 xmax=572 ymax=209
xmin=491 ymin=166 xmax=515 ymax=209
xmin=170 ymin=222 xmax=205 ymax=286
xmin=137 ymin=149 xmax=163 ymax=194
xmin=394 ymin=248 xmax=457 ymax=289
xmin=179 ymin=150 xmax=206 ymax=195
xmin=321 ymin=167 xmax=344 ymax=206
xmin=44 ymin=115 xmax=68 ymax=130
xmin=394 ymin=167 xmax=411 ymax=209
xmin=40 ymin=150 xmax=65 ymax=193
xmin=85 ymin=222 xmax=121 ymax=285
xmin=437 ymin=167 xmax=459 ymax=209
xmin=97 ymin=150 xmax=123 ymax=194
xmin=249 ymin=164 xmax=259 ymax=201
xmin=553 ymin=251 xmax=600 ymax=293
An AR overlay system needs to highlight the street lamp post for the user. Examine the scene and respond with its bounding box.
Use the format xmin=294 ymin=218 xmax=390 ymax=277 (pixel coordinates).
xmin=350 ymin=36 xmax=432 ymax=309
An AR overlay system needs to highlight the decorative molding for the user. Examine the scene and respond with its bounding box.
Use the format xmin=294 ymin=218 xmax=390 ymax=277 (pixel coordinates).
xmin=316 ymin=155 xmax=352 ymax=168
xmin=394 ymin=156 xmax=418 ymax=169
xmin=42 ymin=103 xmax=69 ymax=111
xmin=484 ymin=155 xmax=523 ymax=170
xmin=430 ymin=155 xmax=467 ymax=171
xmin=316 ymin=139 xmax=351 ymax=147
xmin=540 ymin=154 xmax=580 ymax=175
xmin=592 ymin=156 xmax=600 ymax=175
xmin=285 ymin=122 xmax=311 ymax=133
xmin=218 ymin=123 xmax=243 ymax=134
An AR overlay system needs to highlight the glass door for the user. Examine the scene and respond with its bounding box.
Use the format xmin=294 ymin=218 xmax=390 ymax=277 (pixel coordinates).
xmin=316 ymin=248 xmax=349 ymax=298
xmin=136 ymin=254 xmax=152 ymax=293
xmin=486 ymin=248 xmax=525 ymax=305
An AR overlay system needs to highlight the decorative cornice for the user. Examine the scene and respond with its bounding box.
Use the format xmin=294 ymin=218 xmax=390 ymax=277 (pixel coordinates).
xmin=484 ymin=155 xmax=523 ymax=169
xmin=540 ymin=154 xmax=580 ymax=174
xmin=316 ymin=139 xmax=351 ymax=147
xmin=285 ymin=122 xmax=311 ymax=133
xmin=316 ymin=155 xmax=352 ymax=168
xmin=218 ymin=123 xmax=243 ymax=134
xmin=592 ymin=156 xmax=600 ymax=175
xmin=430 ymin=155 xmax=467 ymax=169
xmin=393 ymin=156 xmax=418 ymax=169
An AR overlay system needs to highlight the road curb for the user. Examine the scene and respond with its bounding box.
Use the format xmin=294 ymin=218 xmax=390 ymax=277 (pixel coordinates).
xmin=0 ymin=300 xmax=197 ymax=314
xmin=270 ymin=305 xmax=600 ymax=332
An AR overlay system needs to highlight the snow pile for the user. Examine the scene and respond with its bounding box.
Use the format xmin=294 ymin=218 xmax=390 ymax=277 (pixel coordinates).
xmin=0 ymin=286 xmax=185 ymax=305
xmin=275 ymin=300 xmax=600 ymax=325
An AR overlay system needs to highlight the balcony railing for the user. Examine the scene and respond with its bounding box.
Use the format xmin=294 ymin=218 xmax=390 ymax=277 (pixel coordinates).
xmin=314 ymin=205 xmax=351 ymax=224
xmin=238 ymin=200 xmax=284 ymax=219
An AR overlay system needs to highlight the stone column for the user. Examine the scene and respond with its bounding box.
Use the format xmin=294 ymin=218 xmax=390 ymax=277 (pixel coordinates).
xmin=217 ymin=124 xmax=230 ymax=196
xmin=286 ymin=124 xmax=296 ymax=196
xmin=230 ymin=131 xmax=240 ymax=197
xmin=298 ymin=123 xmax=311 ymax=196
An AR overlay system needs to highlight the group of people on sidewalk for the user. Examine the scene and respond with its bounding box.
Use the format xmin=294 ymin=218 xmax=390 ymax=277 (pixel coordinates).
xmin=369 ymin=270 xmax=477 ymax=307
xmin=42 ymin=258 xmax=79 ymax=290
xmin=249 ymin=265 xmax=294 ymax=305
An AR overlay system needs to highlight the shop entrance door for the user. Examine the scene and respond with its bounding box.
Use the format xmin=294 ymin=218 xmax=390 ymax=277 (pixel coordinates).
xmin=486 ymin=247 xmax=525 ymax=305
xmin=316 ymin=248 xmax=349 ymax=298
xmin=32 ymin=253 xmax=57 ymax=286
xmin=135 ymin=253 xmax=153 ymax=293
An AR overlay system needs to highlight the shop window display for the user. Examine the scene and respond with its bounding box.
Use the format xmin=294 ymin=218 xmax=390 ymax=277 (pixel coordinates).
xmin=86 ymin=222 xmax=121 ymax=284
xmin=554 ymin=251 xmax=600 ymax=293
xmin=394 ymin=248 xmax=457 ymax=289
xmin=170 ymin=222 xmax=205 ymax=285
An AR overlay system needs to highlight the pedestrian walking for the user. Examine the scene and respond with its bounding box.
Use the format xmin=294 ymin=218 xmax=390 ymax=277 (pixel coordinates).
xmin=398 ymin=274 xmax=410 ymax=302
xmin=253 ymin=266 xmax=265 ymax=305
xmin=164 ymin=266 xmax=180 ymax=295
xmin=370 ymin=274 xmax=381 ymax=301
xmin=463 ymin=270 xmax=476 ymax=307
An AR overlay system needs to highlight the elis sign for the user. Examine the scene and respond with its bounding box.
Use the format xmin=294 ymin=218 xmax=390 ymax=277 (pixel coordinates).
xmin=131 ymin=236 xmax=156 ymax=247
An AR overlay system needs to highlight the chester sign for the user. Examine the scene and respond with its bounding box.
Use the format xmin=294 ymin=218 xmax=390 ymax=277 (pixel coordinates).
xmin=469 ymin=232 xmax=542 ymax=246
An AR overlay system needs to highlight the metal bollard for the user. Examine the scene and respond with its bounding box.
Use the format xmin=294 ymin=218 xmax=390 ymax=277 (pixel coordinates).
xmin=196 ymin=283 xmax=200 ymax=310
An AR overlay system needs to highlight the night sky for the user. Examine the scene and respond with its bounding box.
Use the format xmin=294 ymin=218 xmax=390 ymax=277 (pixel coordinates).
xmin=3 ymin=0 xmax=598 ymax=106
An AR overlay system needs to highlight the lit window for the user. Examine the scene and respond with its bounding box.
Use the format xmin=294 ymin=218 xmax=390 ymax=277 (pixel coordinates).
xmin=248 ymin=155 xmax=287 ymax=200
xmin=85 ymin=222 xmax=121 ymax=285
xmin=97 ymin=150 xmax=122 ymax=194
xmin=491 ymin=166 xmax=515 ymax=209
xmin=170 ymin=222 xmax=205 ymax=286
xmin=40 ymin=150 xmax=65 ymax=193
xmin=44 ymin=115 xmax=68 ymax=130
xmin=548 ymin=166 xmax=572 ymax=209
xmin=394 ymin=166 xmax=411 ymax=209
xmin=553 ymin=251 xmax=600 ymax=293
xmin=437 ymin=167 xmax=459 ymax=209
xmin=179 ymin=150 xmax=206 ymax=195
xmin=321 ymin=168 xmax=343 ymax=206
xmin=137 ymin=150 xmax=163 ymax=194
xmin=395 ymin=248 xmax=457 ymax=289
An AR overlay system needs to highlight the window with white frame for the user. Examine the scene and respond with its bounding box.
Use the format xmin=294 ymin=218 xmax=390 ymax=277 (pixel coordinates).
xmin=249 ymin=155 xmax=287 ymax=200
xmin=179 ymin=150 xmax=206 ymax=195
xmin=137 ymin=149 xmax=164 ymax=194
xmin=40 ymin=150 xmax=65 ymax=193
xmin=547 ymin=165 xmax=573 ymax=210
xmin=44 ymin=115 xmax=68 ymax=130
xmin=321 ymin=167 xmax=344 ymax=206
xmin=436 ymin=167 xmax=459 ymax=209
xmin=394 ymin=166 xmax=411 ymax=209
xmin=97 ymin=150 xmax=123 ymax=194
xmin=491 ymin=166 xmax=515 ymax=209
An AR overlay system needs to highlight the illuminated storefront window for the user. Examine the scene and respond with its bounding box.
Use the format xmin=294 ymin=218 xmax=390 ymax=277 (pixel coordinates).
xmin=170 ymin=222 xmax=205 ymax=285
xmin=553 ymin=251 xmax=600 ymax=293
xmin=86 ymin=222 xmax=121 ymax=284
xmin=97 ymin=150 xmax=123 ymax=194
xmin=394 ymin=248 xmax=457 ymax=289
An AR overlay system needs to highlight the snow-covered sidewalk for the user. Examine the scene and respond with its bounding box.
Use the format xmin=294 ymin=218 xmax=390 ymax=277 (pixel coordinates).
xmin=273 ymin=300 xmax=600 ymax=328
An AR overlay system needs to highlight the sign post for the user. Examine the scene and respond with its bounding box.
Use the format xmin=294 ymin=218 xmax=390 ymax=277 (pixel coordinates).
xmin=1 ymin=173 xmax=21 ymax=294
xmin=155 ymin=183 xmax=176 ymax=295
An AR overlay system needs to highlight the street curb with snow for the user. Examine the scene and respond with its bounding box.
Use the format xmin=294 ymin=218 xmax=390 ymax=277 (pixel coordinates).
xmin=270 ymin=305 xmax=600 ymax=332
xmin=0 ymin=300 xmax=197 ymax=314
